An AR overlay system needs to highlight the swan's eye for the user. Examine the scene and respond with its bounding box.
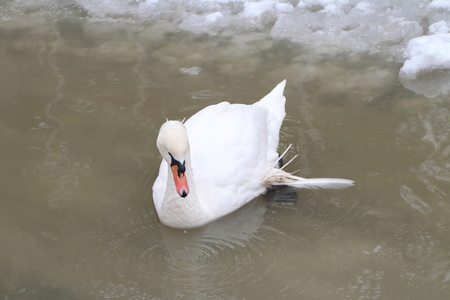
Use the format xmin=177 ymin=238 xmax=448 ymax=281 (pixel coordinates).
xmin=178 ymin=161 xmax=186 ymax=173
xmin=169 ymin=152 xmax=186 ymax=175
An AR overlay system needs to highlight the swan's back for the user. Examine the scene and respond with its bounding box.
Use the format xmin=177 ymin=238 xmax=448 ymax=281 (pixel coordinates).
xmin=184 ymin=81 xmax=286 ymax=214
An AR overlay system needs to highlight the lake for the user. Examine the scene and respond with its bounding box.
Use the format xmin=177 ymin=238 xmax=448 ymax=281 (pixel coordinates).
xmin=1 ymin=2 xmax=450 ymax=299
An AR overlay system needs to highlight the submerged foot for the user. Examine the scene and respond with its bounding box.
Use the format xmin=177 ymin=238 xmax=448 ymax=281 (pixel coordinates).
xmin=264 ymin=185 xmax=298 ymax=204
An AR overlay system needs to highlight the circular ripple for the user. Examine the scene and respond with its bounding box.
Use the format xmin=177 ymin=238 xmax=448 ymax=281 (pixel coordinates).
xmin=96 ymin=199 xmax=277 ymax=299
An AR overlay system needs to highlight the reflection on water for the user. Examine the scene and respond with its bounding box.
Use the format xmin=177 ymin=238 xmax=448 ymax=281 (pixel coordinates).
xmin=1 ymin=5 xmax=450 ymax=300
xmin=98 ymin=199 xmax=271 ymax=299
xmin=397 ymin=104 xmax=450 ymax=214
xmin=400 ymin=70 xmax=450 ymax=98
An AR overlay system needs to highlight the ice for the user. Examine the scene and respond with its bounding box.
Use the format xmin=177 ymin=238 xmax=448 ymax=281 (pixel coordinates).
xmin=179 ymin=67 xmax=203 ymax=76
xmin=428 ymin=0 xmax=450 ymax=11
xmin=240 ymin=0 xmax=277 ymax=18
xmin=2 ymin=0 xmax=435 ymax=60
xmin=179 ymin=12 xmax=225 ymax=34
xmin=399 ymin=21 xmax=450 ymax=97
xmin=272 ymin=1 xmax=426 ymax=59
xmin=429 ymin=20 xmax=450 ymax=34
xmin=4 ymin=0 xmax=450 ymax=97
xmin=271 ymin=8 xmax=423 ymax=58
xmin=400 ymin=21 xmax=450 ymax=80
xmin=297 ymin=0 xmax=351 ymax=15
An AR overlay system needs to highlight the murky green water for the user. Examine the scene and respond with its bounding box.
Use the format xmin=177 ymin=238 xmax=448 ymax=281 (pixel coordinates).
xmin=1 ymin=6 xmax=450 ymax=300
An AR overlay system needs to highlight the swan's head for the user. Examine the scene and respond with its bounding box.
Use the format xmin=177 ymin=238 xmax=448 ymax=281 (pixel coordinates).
xmin=157 ymin=121 xmax=190 ymax=198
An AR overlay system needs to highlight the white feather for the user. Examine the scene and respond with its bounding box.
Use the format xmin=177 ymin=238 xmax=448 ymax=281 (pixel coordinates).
xmin=292 ymin=178 xmax=354 ymax=190
xmin=263 ymin=166 xmax=354 ymax=190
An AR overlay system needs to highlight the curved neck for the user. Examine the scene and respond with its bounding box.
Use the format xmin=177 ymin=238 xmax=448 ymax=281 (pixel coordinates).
xmin=159 ymin=148 xmax=210 ymax=228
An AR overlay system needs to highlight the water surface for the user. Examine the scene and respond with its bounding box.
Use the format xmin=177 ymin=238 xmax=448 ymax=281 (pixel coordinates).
xmin=1 ymin=6 xmax=450 ymax=300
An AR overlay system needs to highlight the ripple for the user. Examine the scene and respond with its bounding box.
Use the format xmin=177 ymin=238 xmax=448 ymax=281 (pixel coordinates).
xmin=396 ymin=104 xmax=450 ymax=212
xmin=97 ymin=199 xmax=276 ymax=298
xmin=400 ymin=185 xmax=432 ymax=215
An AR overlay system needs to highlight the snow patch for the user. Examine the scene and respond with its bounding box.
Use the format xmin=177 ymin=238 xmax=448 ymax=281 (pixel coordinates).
xmin=399 ymin=21 xmax=450 ymax=97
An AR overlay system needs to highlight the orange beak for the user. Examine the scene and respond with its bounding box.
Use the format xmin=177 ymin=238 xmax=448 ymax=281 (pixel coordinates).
xmin=171 ymin=165 xmax=189 ymax=198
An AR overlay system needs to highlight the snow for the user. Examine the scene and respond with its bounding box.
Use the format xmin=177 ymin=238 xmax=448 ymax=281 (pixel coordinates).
xmin=400 ymin=21 xmax=450 ymax=81
xmin=428 ymin=0 xmax=450 ymax=11
xmin=241 ymin=1 xmax=277 ymax=18
xmin=4 ymin=0 xmax=450 ymax=97
xmin=179 ymin=12 xmax=225 ymax=34
xmin=297 ymin=0 xmax=351 ymax=16
xmin=2 ymin=1 xmax=438 ymax=60
xmin=399 ymin=21 xmax=450 ymax=97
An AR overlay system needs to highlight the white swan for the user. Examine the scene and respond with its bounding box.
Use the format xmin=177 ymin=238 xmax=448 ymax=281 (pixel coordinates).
xmin=152 ymin=80 xmax=353 ymax=229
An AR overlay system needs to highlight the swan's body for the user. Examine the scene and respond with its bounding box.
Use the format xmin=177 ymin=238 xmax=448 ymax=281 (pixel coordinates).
xmin=152 ymin=80 xmax=353 ymax=228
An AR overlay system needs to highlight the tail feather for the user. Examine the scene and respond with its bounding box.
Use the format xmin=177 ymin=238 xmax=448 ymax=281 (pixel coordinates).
xmin=263 ymin=169 xmax=354 ymax=190
xmin=286 ymin=177 xmax=354 ymax=190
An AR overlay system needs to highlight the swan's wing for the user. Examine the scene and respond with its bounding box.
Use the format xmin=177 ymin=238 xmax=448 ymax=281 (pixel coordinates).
xmin=185 ymin=102 xmax=271 ymax=214
xmin=253 ymin=80 xmax=286 ymax=159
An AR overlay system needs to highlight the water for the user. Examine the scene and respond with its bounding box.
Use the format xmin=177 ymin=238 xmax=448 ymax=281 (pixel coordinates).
xmin=1 ymin=3 xmax=450 ymax=300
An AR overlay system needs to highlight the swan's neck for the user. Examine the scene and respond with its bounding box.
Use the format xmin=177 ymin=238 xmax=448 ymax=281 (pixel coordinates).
xmin=159 ymin=149 xmax=210 ymax=228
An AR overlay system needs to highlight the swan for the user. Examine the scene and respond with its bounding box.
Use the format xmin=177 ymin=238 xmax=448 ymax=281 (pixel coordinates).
xmin=152 ymin=80 xmax=353 ymax=229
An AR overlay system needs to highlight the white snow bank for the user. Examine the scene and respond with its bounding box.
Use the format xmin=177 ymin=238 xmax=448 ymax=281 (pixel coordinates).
xmin=400 ymin=21 xmax=450 ymax=80
xmin=399 ymin=21 xmax=450 ymax=97
xmin=429 ymin=20 xmax=450 ymax=33
xmin=428 ymin=0 xmax=450 ymax=11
